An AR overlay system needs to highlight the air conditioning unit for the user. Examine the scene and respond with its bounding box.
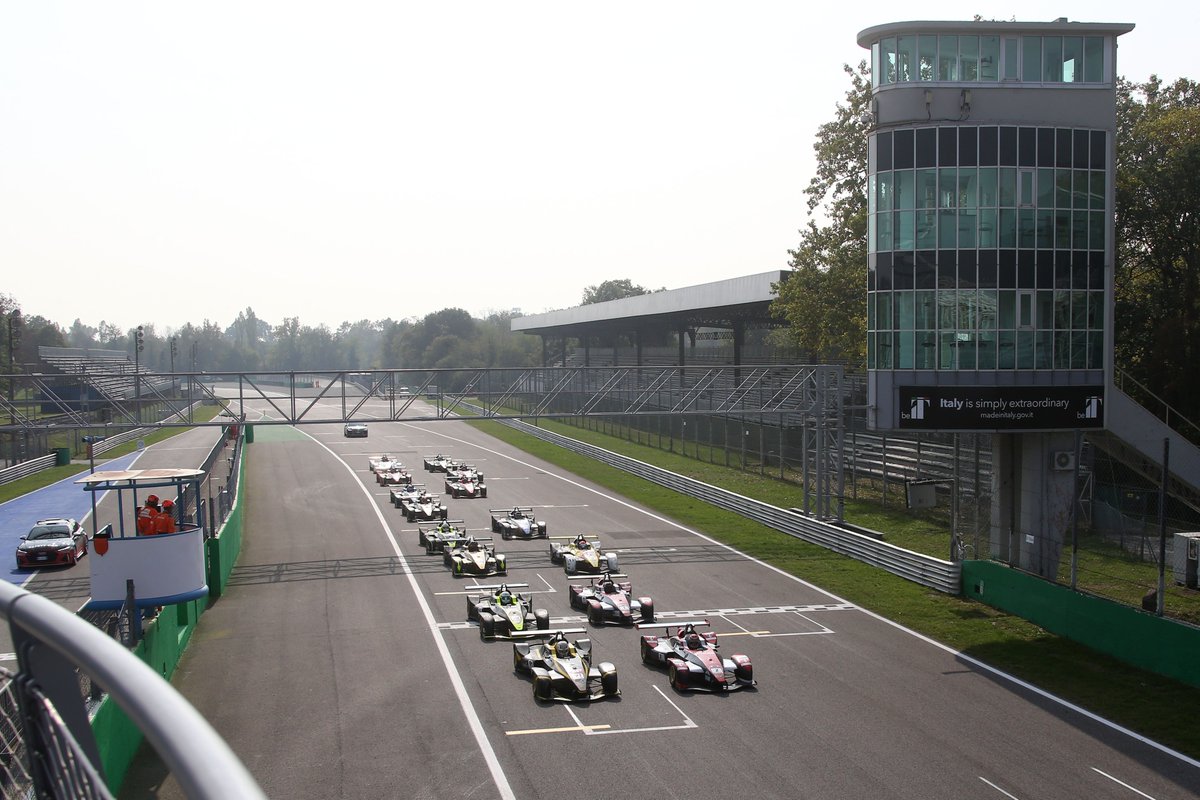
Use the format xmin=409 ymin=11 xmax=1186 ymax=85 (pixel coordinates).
xmin=1051 ymin=450 xmax=1076 ymax=471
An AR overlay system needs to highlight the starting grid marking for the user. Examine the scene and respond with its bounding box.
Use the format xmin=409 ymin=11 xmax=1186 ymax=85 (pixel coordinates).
xmin=655 ymin=602 xmax=855 ymax=619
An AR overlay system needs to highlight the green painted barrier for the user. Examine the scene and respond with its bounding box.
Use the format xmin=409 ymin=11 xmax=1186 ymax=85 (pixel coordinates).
xmin=962 ymin=560 xmax=1200 ymax=689
xmin=91 ymin=433 xmax=249 ymax=793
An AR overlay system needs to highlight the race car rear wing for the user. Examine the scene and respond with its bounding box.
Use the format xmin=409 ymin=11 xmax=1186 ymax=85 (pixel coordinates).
xmin=567 ymin=573 xmax=629 ymax=582
xmin=417 ymin=519 xmax=465 ymax=528
xmin=510 ymin=627 xmax=587 ymax=639
xmin=445 ymin=582 xmax=530 ymax=595
xmin=464 ymin=582 xmax=529 ymax=592
xmin=488 ymin=507 xmax=535 ymax=514
xmin=636 ymin=619 xmax=709 ymax=630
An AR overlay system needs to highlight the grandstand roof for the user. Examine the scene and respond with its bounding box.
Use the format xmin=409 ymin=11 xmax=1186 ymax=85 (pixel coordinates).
xmin=511 ymin=271 xmax=787 ymax=337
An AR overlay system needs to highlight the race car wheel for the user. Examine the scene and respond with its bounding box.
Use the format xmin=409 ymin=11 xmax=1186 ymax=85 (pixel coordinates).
xmin=481 ymin=489 xmax=487 ymax=498
xmin=605 ymin=553 xmax=620 ymax=572
xmin=549 ymin=546 xmax=561 ymax=564
xmin=640 ymin=640 xmax=655 ymax=665
xmin=532 ymin=676 xmax=553 ymax=702
xmin=407 ymin=512 xmax=416 ymax=523
xmin=641 ymin=600 xmax=655 ymax=623
xmin=668 ymin=661 xmax=683 ymax=691
xmin=587 ymin=601 xmax=603 ymax=625
xmin=467 ymin=599 xmax=480 ymax=621
xmin=501 ymin=529 xmax=510 ymax=540
xmin=568 ymin=586 xmax=582 ymax=610
xmin=534 ymin=609 xmax=550 ymax=630
xmin=600 ymin=667 xmax=618 ymax=697
xmin=417 ymin=530 xmax=426 ymax=547
xmin=478 ymin=612 xmax=495 ymax=641
xmin=513 ymin=648 xmax=529 ymax=674
xmin=563 ymin=556 xmax=576 ymax=575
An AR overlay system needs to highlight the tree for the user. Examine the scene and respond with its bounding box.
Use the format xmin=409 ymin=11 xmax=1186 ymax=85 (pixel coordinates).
xmin=771 ymin=62 xmax=871 ymax=366
xmin=1114 ymin=76 xmax=1200 ymax=422
xmin=67 ymin=319 xmax=97 ymax=348
xmin=581 ymin=279 xmax=650 ymax=305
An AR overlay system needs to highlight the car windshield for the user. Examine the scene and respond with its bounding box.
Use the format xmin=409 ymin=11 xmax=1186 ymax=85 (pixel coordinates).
xmin=29 ymin=526 xmax=71 ymax=539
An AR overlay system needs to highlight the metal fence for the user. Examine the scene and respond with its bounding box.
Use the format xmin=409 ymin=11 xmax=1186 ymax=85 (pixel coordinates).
xmin=465 ymin=405 xmax=960 ymax=593
xmin=0 ymin=581 xmax=264 ymax=799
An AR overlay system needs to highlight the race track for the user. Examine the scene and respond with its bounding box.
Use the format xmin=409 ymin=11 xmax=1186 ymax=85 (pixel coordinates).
xmin=118 ymin=396 xmax=1200 ymax=799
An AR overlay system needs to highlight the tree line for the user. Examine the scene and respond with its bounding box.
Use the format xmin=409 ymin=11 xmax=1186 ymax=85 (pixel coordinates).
xmin=0 ymin=280 xmax=651 ymax=375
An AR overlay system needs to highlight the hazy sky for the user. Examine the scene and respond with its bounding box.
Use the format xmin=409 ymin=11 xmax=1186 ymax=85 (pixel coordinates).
xmin=2 ymin=2 xmax=1190 ymax=336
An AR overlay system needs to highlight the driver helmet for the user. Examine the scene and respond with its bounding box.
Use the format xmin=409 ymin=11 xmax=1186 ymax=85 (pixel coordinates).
xmin=603 ymin=580 xmax=616 ymax=593
xmin=555 ymin=640 xmax=570 ymax=658
xmin=511 ymin=507 xmax=522 ymax=517
xmin=467 ymin=539 xmax=479 ymax=551
xmin=499 ymin=591 xmax=512 ymax=605
xmin=687 ymin=633 xmax=702 ymax=650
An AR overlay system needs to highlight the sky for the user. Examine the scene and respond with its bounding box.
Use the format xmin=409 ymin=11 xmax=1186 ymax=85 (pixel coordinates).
xmin=1 ymin=2 xmax=1192 ymax=336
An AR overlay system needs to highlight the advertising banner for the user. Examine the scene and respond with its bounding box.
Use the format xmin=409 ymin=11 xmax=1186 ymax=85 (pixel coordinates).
xmin=897 ymin=386 xmax=1104 ymax=431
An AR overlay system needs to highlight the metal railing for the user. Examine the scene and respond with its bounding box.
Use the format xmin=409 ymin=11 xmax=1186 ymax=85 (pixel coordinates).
xmin=466 ymin=406 xmax=960 ymax=593
xmin=0 ymin=581 xmax=264 ymax=799
xmin=0 ymin=454 xmax=56 ymax=486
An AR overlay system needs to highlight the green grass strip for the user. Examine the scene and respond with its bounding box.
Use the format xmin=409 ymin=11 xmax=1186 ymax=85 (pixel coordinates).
xmin=469 ymin=417 xmax=1200 ymax=759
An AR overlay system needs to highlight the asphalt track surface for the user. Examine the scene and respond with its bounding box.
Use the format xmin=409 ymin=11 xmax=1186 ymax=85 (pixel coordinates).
xmin=102 ymin=396 xmax=1200 ymax=799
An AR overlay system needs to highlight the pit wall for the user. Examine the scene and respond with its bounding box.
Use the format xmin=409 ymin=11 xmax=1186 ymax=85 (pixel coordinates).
xmin=91 ymin=437 xmax=247 ymax=792
xmin=962 ymin=560 xmax=1200 ymax=689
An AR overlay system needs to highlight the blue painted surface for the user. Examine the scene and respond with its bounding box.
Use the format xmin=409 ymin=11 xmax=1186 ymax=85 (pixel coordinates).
xmin=0 ymin=451 xmax=143 ymax=585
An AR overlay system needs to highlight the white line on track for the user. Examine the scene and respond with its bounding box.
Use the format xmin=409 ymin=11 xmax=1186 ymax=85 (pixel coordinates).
xmin=978 ymin=777 xmax=1021 ymax=798
xmin=396 ymin=419 xmax=1200 ymax=772
xmin=1090 ymin=768 xmax=1157 ymax=799
xmin=565 ymin=685 xmax=697 ymax=736
xmin=290 ymin=425 xmax=518 ymax=800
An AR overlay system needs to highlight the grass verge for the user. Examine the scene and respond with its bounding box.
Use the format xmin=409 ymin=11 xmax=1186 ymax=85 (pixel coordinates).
xmin=468 ymin=417 xmax=1200 ymax=760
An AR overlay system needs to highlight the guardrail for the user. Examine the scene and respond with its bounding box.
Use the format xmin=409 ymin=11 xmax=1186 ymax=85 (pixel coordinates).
xmin=0 ymin=581 xmax=264 ymax=798
xmin=0 ymin=403 xmax=205 ymax=487
xmin=0 ymin=453 xmax=56 ymax=485
xmin=88 ymin=426 xmax=156 ymax=457
xmin=465 ymin=406 xmax=960 ymax=594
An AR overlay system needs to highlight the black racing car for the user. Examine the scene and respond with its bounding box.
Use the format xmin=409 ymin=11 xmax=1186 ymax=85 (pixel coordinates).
xmin=466 ymin=583 xmax=550 ymax=640
xmin=401 ymin=491 xmax=449 ymax=522
xmin=490 ymin=507 xmax=548 ymax=539
xmin=512 ymin=629 xmax=619 ymax=702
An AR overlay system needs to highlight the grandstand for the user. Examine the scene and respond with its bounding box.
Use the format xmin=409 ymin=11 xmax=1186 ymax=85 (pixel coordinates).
xmin=37 ymin=346 xmax=173 ymax=410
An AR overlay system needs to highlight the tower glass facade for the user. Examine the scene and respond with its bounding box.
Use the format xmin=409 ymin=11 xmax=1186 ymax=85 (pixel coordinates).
xmin=866 ymin=124 xmax=1107 ymax=372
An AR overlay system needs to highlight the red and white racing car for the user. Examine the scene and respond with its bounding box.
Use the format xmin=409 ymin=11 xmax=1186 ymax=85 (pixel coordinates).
xmin=568 ymin=572 xmax=654 ymax=625
xmin=638 ymin=620 xmax=755 ymax=692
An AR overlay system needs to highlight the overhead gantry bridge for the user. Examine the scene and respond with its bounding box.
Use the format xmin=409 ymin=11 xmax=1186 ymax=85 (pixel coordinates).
xmin=0 ymin=364 xmax=844 ymax=432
